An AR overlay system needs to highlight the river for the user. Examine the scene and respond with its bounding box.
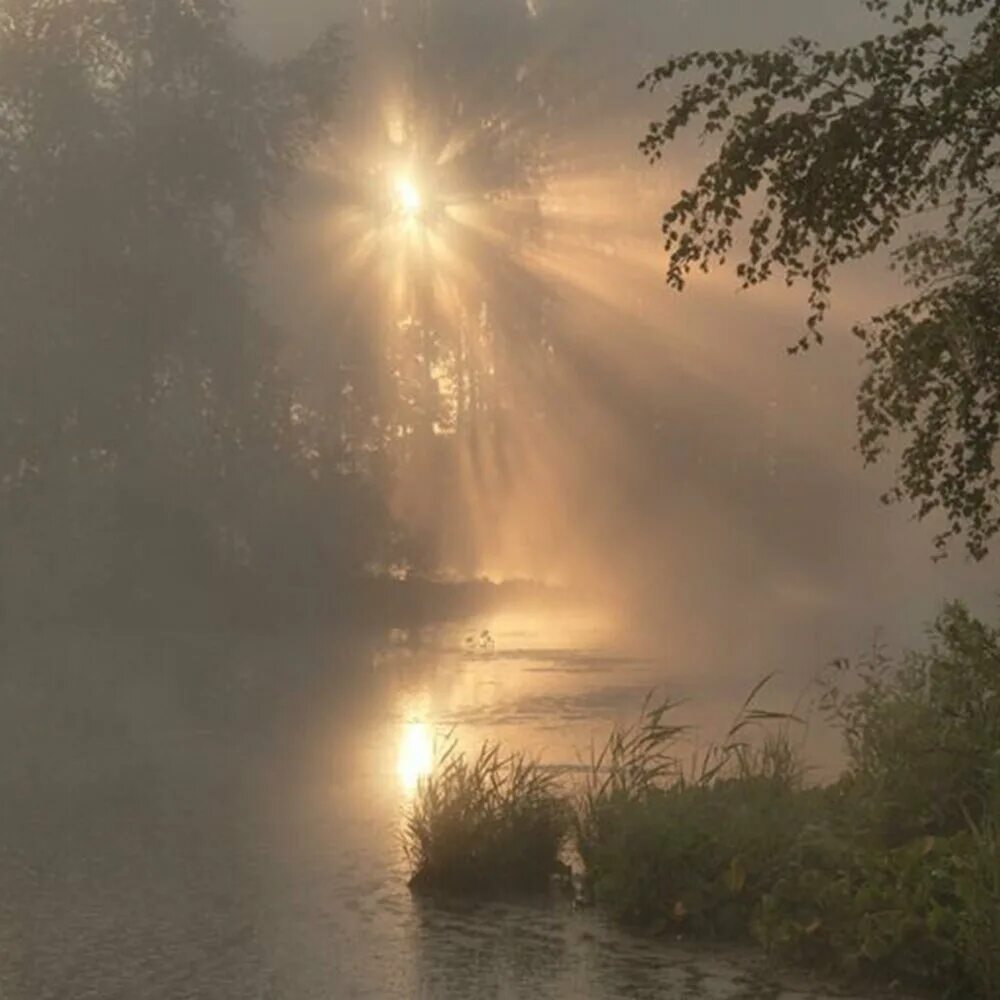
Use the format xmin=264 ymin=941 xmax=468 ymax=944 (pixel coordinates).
xmin=0 ymin=607 xmax=880 ymax=999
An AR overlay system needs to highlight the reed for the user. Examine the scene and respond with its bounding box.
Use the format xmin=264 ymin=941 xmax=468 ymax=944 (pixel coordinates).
xmin=403 ymin=737 xmax=570 ymax=893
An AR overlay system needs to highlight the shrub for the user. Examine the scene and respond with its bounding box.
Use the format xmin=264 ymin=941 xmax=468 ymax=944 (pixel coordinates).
xmin=820 ymin=602 xmax=1000 ymax=845
xmin=756 ymin=815 xmax=1000 ymax=999
xmin=755 ymin=601 xmax=1000 ymax=998
xmin=574 ymin=614 xmax=1000 ymax=997
xmin=403 ymin=739 xmax=569 ymax=893
xmin=757 ymin=831 xmax=970 ymax=992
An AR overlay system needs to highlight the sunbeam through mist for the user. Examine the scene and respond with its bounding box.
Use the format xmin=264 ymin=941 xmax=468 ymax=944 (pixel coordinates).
xmin=5 ymin=1 xmax=1000 ymax=997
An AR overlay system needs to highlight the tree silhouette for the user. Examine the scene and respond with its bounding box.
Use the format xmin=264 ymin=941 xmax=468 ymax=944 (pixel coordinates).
xmin=0 ymin=0 xmax=374 ymax=618
xmin=641 ymin=0 xmax=1000 ymax=558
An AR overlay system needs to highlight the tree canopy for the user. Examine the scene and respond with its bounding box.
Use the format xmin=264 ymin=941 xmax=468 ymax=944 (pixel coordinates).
xmin=641 ymin=0 xmax=1000 ymax=558
xmin=0 ymin=0 xmax=381 ymax=619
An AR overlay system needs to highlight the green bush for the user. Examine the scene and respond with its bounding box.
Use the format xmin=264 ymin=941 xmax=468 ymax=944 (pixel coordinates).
xmin=572 ymin=606 xmax=1000 ymax=997
xmin=757 ymin=831 xmax=967 ymax=991
xmin=820 ymin=602 xmax=1000 ymax=844
xmin=577 ymin=771 xmax=823 ymax=937
xmin=755 ymin=813 xmax=1000 ymax=998
xmin=574 ymin=686 xmax=810 ymax=938
xmin=955 ymin=805 xmax=1000 ymax=997
xmin=403 ymin=739 xmax=569 ymax=893
xmin=766 ymin=601 xmax=1000 ymax=996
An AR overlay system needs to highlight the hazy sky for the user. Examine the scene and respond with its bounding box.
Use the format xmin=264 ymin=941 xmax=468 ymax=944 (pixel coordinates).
xmin=235 ymin=0 xmax=874 ymax=59
xmin=236 ymin=0 xmax=998 ymax=682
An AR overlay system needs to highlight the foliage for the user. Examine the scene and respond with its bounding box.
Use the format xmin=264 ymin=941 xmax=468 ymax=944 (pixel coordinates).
xmin=0 ymin=0 xmax=396 ymax=619
xmin=756 ymin=818 xmax=999 ymax=998
xmin=574 ymin=685 xmax=810 ymax=937
xmin=400 ymin=605 xmax=999 ymax=994
xmin=957 ymin=805 xmax=1000 ymax=998
xmin=760 ymin=600 xmax=1000 ymax=995
xmin=570 ymin=604 xmax=1000 ymax=997
xmin=820 ymin=601 xmax=1000 ymax=843
xmin=297 ymin=0 xmax=556 ymax=575
xmin=403 ymin=738 xmax=569 ymax=893
xmin=762 ymin=604 xmax=1000 ymax=999
xmin=640 ymin=0 xmax=1000 ymax=557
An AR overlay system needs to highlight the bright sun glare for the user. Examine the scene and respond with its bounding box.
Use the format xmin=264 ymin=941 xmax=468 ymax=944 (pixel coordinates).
xmin=393 ymin=175 xmax=423 ymax=220
xmin=397 ymin=720 xmax=434 ymax=794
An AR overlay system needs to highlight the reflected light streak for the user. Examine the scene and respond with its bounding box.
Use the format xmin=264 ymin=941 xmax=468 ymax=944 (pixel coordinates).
xmin=397 ymin=720 xmax=434 ymax=795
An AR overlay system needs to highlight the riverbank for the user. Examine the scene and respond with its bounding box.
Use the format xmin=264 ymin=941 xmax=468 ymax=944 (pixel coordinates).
xmin=2 ymin=607 xmax=954 ymax=999
xmin=405 ymin=602 xmax=1000 ymax=999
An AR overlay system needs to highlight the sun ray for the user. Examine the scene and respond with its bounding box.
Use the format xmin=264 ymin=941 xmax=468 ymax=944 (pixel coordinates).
xmin=263 ymin=4 xmax=732 ymax=583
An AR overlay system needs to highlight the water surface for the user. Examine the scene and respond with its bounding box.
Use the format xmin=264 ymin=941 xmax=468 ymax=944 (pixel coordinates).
xmin=0 ymin=610 xmax=877 ymax=999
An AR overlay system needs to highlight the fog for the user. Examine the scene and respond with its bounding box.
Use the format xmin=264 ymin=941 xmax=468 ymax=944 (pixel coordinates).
xmin=2 ymin=3 xmax=998 ymax=996
xmin=240 ymin=0 xmax=995 ymax=675
xmin=3 ymin=0 xmax=993 ymax=654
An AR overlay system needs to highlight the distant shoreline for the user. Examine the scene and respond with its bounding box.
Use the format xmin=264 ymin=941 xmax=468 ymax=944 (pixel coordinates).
xmin=0 ymin=572 xmax=569 ymax=634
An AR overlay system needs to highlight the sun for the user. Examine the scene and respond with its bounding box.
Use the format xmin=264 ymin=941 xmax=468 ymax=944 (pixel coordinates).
xmin=393 ymin=174 xmax=423 ymax=220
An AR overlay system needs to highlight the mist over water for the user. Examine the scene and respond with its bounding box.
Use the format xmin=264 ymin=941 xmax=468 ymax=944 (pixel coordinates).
xmin=3 ymin=1 xmax=997 ymax=997
xmin=0 ymin=611 xmax=853 ymax=998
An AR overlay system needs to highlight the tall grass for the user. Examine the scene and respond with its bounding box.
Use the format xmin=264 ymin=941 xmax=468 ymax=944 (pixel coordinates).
xmin=403 ymin=737 xmax=569 ymax=892
xmin=574 ymin=679 xmax=810 ymax=935
xmin=402 ymin=603 xmax=1000 ymax=997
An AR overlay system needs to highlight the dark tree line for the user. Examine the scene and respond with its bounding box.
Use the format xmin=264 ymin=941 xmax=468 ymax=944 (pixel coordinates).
xmin=0 ymin=0 xmax=562 ymax=622
xmin=0 ymin=0 xmax=389 ymax=622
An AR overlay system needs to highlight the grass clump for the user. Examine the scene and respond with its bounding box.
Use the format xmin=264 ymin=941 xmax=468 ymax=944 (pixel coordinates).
xmin=403 ymin=738 xmax=569 ymax=893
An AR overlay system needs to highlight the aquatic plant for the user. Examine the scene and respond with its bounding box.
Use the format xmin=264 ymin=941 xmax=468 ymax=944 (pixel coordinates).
xmin=573 ymin=681 xmax=808 ymax=936
xmin=403 ymin=738 xmax=569 ymax=893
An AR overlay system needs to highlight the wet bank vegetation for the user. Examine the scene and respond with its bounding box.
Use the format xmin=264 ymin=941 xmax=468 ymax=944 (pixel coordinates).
xmin=404 ymin=601 xmax=1000 ymax=999
xmin=404 ymin=739 xmax=569 ymax=894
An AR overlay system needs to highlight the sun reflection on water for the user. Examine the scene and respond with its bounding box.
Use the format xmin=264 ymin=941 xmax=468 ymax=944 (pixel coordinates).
xmin=397 ymin=720 xmax=434 ymax=795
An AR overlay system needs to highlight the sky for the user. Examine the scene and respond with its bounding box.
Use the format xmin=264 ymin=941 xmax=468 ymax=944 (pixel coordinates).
xmin=234 ymin=0 xmax=998 ymax=682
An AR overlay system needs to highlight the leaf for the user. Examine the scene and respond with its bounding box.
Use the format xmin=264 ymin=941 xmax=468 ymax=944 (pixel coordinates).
xmin=725 ymin=856 xmax=747 ymax=893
